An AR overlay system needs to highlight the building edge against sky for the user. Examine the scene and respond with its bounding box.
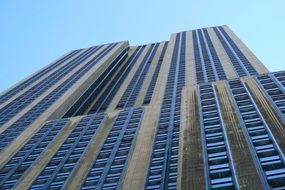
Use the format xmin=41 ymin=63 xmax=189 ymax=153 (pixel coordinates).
xmin=0 ymin=25 xmax=285 ymax=189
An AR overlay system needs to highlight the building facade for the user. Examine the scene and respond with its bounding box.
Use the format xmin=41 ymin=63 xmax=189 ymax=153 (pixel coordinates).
xmin=0 ymin=25 xmax=284 ymax=189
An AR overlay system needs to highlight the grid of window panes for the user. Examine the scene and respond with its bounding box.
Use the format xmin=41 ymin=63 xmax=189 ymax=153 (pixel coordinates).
xmin=0 ymin=50 xmax=81 ymax=105
xmin=218 ymin=27 xmax=258 ymax=76
xmin=255 ymin=71 xmax=285 ymax=121
xmin=193 ymin=29 xmax=227 ymax=83
xmin=89 ymin=46 xmax=146 ymax=113
xmin=145 ymin=32 xmax=186 ymax=189
xmin=80 ymin=107 xmax=144 ymax=189
xmin=198 ymin=84 xmax=237 ymax=189
xmin=143 ymin=42 xmax=168 ymax=104
xmin=29 ymin=113 xmax=106 ymax=189
xmin=193 ymin=29 xmax=207 ymax=83
xmin=274 ymin=71 xmax=285 ymax=88
xmin=202 ymin=28 xmax=227 ymax=80
xmin=0 ymin=118 xmax=70 ymax=189
xmin=227 ymin=79 xmax=285 ymax=189
xmin=213 ymin=27 xmax=258 ymax=77
xmin=0 ymin=46 xmax=102 ymax=127
xmin=116 ymin=43 xmax=159 ymax=109
xmin=0 ymin=43 xmax=117 ymax=152
xmin=63 ymin=47 xmax=128 ymax=117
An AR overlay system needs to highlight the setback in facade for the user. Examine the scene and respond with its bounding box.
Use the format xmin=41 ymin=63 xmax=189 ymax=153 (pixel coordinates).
xmin=0 ymin=25 xmax=285 ymax=190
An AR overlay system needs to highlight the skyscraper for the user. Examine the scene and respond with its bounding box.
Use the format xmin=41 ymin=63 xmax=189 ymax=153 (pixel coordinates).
xmin=0 ymin=25 xmax=284 ymax=189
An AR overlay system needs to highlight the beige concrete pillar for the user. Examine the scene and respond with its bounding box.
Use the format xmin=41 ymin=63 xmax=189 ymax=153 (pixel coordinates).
xmin=185 ymin=31 xmax=196 ymax=86
xmin=178 ymin=86 xmax=205 ymax=190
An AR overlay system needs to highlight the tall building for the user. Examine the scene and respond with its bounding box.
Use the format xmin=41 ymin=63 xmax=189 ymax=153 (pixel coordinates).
xmin=0 ymin=25 xmax=284 ymax=189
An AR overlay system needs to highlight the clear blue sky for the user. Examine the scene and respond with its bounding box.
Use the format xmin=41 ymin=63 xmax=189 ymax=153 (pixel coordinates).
xmin=1 ymin=0 xmax=285 ymax=92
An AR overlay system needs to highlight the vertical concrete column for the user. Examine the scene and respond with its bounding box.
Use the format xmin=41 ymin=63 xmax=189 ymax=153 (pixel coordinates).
xmin=178 ymin=86 xmax=205 ymax=190
xmin=185 ymin=31 xmax=196 ymax=86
